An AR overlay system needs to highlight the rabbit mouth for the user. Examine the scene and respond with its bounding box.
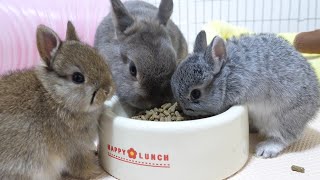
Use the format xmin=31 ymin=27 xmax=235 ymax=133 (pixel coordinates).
xmin=185 ymin=108 xmax=195 ymax=112
xmin=90 ymin=91 xmax=97 ymax=105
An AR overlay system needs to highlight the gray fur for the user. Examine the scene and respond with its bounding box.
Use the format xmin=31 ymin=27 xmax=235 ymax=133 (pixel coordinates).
xmin=94 ymin=0 xmax=188 ymax=113
xmin=171 ymin=31 xmax=320 ymax=158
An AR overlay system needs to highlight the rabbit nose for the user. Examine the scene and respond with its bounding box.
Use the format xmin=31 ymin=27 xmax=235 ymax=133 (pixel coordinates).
xmin=151 ymin=92 xmax=173 ymax=106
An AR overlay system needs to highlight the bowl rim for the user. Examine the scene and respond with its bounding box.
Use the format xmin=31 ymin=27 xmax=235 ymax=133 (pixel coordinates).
xmin=104 ymin=96 xmax=248 ymax=130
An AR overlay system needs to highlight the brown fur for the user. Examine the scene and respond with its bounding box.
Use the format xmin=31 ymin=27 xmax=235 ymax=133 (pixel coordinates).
xmin=0 ymin=21 xmax=114 ymax=179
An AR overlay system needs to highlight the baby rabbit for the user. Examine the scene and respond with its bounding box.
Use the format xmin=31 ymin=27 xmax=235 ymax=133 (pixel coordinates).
xmin=171 ymin=31 xmax=320 ymax=158
xmin=0 ymin=21 xmax=114 ymax=179
xmin=94 ymin=0 xmax=188 ymax=114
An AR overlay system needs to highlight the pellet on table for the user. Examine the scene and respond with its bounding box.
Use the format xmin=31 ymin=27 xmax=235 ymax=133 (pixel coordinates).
xmin=291 ymin=165 xmax=305 ymax=173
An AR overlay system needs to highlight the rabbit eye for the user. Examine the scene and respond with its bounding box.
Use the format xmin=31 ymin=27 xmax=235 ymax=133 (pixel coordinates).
xmin=72 ymin=72 xmax=85 ymax=84
xmin=190 ymin=89 xmax=201 ymax=100
xmin=129 ymin=61 xmax=137 ymax=77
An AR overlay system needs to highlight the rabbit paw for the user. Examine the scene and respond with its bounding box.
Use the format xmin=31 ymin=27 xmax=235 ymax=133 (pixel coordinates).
xmin=255 ymin=139 xmax=286 ymax=158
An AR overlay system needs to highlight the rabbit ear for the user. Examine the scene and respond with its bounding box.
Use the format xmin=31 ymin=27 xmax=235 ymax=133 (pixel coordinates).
xmin=36 ymin=25 xmax=61 ymax=67
xmin=66 ymin=21 xmax=79 ymax=41
xmin=111 ymin=0 xmax=134 ymax=33
xmin=206 ymin=36 xmax=227 ymax=74
xmin=193 ymin=31 xmax=207 ymax=53
xmin=157 ymin=0 xmax=173 ymax=25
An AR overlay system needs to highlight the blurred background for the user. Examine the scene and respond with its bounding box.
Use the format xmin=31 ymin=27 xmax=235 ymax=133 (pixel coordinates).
xmin=145 ymin=0 xmax=320 ymax=49
xmin=0 ymin=0 xmax=319 ymax=74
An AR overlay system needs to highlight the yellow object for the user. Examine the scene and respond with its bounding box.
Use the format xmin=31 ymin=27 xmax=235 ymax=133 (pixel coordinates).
xmin=310 ymin=60 xmax=320 ymax=78
xmin=202 ymin=20 xmax=251 ymax=43
xmin=202 ymin=20 xmax=320 ymax=79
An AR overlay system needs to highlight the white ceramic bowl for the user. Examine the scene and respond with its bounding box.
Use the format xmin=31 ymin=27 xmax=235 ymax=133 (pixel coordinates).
xmin=99 ymin=96 xmax=249 ymax=180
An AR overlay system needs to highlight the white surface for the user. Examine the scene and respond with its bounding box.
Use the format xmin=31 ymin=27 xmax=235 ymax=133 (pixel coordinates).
xmin=100 ymin=110 xmax=320 ymax=180
xmin=229 ymin=111 xmax=320 ymax=180
xmin=99 ymin=96 xmax=249 ymax=180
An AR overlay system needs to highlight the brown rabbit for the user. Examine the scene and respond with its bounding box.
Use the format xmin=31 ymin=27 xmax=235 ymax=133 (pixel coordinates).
xmin=0 ymin=21 xmax=114 ymax=179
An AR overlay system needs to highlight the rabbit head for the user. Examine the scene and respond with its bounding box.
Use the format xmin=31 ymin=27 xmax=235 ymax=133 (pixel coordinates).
xmin=36 ymin=21 xmax=114 ymax=113
xmin=171 ymin=31 xmax=228 ymax=116
xmin=110 ymin=0 xmax=177 ymax=110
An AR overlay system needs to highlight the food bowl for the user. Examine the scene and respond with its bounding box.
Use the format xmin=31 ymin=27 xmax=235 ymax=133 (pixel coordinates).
xmin=99 ymin=96 xmax=249 ymax=180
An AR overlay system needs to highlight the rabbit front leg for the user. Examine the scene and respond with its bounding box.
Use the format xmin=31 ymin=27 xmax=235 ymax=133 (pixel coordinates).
xmin=254 ymin=103 xmax=312 ymax=158
xmin=254 ymin=114 xmax=291 ymax=158
xmin=253 ymin=114 xmax=292 ymax=158
xmin=66 ymin=150 xmax=107 ymax=179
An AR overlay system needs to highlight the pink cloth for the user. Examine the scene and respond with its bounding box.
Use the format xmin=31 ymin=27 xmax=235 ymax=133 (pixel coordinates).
xmin=0 ymin=0 xmax=115 ymax=75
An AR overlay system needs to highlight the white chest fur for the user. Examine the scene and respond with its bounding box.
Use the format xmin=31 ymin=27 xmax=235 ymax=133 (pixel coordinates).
xmin=247 ymin=101 xmax=282 ymax=138
xmin=32 ymin=155 xmax=66 ymax=180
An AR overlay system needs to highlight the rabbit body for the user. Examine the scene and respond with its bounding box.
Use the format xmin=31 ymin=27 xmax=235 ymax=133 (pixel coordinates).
xmin=0 ymin=22 xmax=114 ymax=179
xmin=171 ymin=32 xmax=320 ymax=158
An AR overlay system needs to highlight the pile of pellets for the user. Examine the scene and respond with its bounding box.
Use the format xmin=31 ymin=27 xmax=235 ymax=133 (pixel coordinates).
xmin=131 ymin=102 xmax=190 ymax=121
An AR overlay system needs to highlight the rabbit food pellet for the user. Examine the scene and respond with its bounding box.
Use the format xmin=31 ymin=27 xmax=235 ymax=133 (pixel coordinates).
xmin=291 ymin=165 xmax=305 ymax=173
xmin=131 ymin=102 xmax=189 ymax=121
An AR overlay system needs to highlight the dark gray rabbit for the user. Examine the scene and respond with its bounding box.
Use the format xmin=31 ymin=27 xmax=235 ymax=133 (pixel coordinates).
xmin=171 ymin=31 xmax=320 ymax=158
xmin=94 ymin=0 xmax=188 ymax=114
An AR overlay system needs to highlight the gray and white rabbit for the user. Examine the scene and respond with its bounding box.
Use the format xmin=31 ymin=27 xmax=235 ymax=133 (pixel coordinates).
xmin=94 ymin=0 xmax=188 ymax=114
xmin=171 ymin=31 xmax=320 ymax=158
xmin=0 ymin=21 xmax=114 ymax=179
